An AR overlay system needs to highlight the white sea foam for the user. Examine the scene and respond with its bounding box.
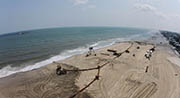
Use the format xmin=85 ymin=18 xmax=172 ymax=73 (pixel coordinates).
xmin=0 ymin=34 xmax=149 ymax=78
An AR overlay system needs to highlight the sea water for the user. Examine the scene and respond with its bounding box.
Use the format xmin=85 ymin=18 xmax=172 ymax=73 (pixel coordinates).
xmin=0 ymin=27 xmax=156 ymax=78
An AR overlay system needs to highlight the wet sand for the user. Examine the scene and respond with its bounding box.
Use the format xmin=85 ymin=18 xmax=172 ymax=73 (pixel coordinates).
xmin=0 ymin=40 xmax=180 ymax=98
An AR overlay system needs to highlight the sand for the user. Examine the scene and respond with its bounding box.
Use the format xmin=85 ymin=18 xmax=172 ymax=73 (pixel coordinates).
xmin=0 ymin=40 xmax=180 ymax=98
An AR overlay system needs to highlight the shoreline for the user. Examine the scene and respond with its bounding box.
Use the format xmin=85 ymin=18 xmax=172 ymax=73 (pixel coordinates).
xmin=0 ymin=37 xmax=180 ymax=98
xmin=0 ymin=37 xmax=135 ymax=79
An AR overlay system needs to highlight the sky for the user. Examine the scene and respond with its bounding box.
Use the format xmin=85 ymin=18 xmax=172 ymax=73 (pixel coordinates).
xmin=0 ymin=0 xmax=180 ymax=34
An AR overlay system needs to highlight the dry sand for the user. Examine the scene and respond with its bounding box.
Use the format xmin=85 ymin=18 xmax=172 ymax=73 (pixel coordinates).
xmin=0 ymin=40 xmax=180 ymax=98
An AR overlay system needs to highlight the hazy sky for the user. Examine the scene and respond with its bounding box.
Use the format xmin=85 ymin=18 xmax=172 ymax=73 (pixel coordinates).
xmin=1 ymin=0 xmax=180 ymax=34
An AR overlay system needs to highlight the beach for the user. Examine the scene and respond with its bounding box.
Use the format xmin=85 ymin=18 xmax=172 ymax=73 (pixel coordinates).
xmin=0 ymin=37 xmax=180 ymax=98
xmin=1 ymin=0 xmax=180 ymax=97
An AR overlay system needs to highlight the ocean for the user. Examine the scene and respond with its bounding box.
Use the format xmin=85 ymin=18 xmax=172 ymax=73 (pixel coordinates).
xmin=0 ymin=27 xmax=156 ymax=78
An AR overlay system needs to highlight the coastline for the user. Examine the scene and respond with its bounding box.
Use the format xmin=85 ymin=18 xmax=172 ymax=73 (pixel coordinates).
xmin=0 ymin=36 xmax=180 ymax=98
xmin=0 ymin=36 xmax=134 ymax=79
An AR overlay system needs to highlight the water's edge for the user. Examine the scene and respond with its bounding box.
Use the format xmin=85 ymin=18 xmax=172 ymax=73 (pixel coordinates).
xmin=0 ymin=28 xmax=158 ymax=78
